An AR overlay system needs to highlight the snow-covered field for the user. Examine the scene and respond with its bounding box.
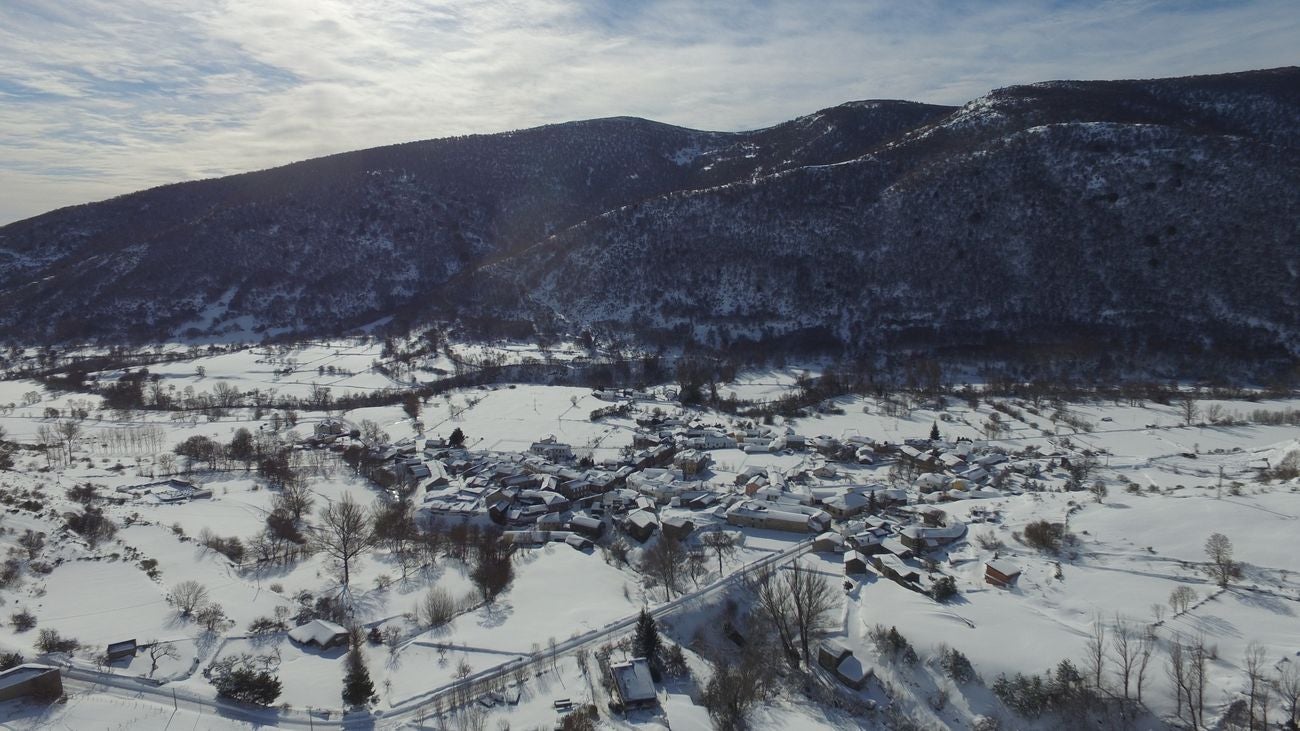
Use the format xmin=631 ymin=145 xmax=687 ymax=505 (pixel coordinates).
xmin=0 ymin=348 xmax=1297 ymax=729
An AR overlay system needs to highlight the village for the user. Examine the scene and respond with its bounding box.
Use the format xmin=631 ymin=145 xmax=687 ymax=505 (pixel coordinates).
xmin=0 ymin=342 xmax=1296 ymax=730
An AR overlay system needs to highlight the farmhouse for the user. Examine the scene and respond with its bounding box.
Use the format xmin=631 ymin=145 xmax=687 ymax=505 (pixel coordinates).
xmin=610 ymin=657 xmax=658 ymax=710
xmin=529 ymin=436 xmax=574 ymax=461
xmin=725 ymin=500 xmax=831 ymax=534
xmin=625 ymin=509 xmax=659 ymax=542
xmin=288 ymin=619 xmax=349 ymax=650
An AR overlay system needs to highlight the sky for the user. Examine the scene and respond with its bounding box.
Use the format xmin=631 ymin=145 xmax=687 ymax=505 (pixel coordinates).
xmin=0 ymin=0 xmax=1296 ymax=225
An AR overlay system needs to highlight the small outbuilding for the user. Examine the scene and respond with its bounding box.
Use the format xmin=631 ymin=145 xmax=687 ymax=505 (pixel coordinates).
xmin=106 ymin=639 xmax=138 ymax=662
xmin=985 ymin=559 xmax=1022 ymax=588
xmin=843 ymin=551 xmax=869 ymax=575
xmin=817 ymin=640 xmax=852 ymax=672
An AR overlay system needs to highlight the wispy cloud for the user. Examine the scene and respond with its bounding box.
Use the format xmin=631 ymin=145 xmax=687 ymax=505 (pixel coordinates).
xmin=0 ymin=0 xmax=1296 ymax=224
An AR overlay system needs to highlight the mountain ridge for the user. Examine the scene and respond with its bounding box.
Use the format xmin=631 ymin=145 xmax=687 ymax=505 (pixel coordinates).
xmin=1 ymin=67 xmax=1297 ymax=370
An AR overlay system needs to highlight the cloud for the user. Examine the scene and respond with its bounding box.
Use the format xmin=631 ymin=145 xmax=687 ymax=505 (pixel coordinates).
xmin=0 ymin=0 xmax=1296 ymax=224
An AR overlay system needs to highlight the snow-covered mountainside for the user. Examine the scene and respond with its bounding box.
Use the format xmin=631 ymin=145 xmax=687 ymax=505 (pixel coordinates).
xmin=1 ymin=68 xmax=1297 ymax=364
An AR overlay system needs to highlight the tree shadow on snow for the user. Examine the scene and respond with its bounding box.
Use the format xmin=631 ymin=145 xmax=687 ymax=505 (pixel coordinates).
xmin=476 ymin=600 xmax=513 ymax=629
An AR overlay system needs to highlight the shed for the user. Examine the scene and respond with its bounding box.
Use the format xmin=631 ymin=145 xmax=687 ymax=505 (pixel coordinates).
xmin=985 ymin=559 xmax=1022 ymax=588
xmin=835 ymin=654 xmax=873 ymax=690
xmin=843 ymin=551 xmax=869 ymax=575
xmin=817 ymin=640 xmax=852 ymax=672
xmin=106 ymin=639 xmax=138 ymax=662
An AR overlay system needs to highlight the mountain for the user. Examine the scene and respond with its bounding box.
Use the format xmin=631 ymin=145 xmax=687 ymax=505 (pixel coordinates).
xmin=1 ymin=68 xmax=1297 ymax=366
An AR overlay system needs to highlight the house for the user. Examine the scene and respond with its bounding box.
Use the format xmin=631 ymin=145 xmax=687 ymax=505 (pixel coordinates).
xmin=871 ymin=554 xmax=921 ymax=585
xmin=625 ymin=509 xmax=659 ymax=542
xmin=661 ymin=515 xmax=695 ymax=542
xmin=568 ymin=515 xmax=605 ymax=539
xmin=673 ymin=449 xmax=711 ymax=477
xmin=610 ymin=657 xmax=658 ymax=709
xmin=287 ymin=619 xmax=350 ymax=650
xmin=0 ymin=664 xmax=62 ymax=702
xmin=985 ymin=559 xmax=1022 ymax=588
xmin=565 ymin=535 xmax=593 ymax=551
xmin=315 ymin=418 xmax=348 ymax=439
xmin=529 ymin=436 xmax=574 ymax=461
xmin=843 ymin=551 xmax=869 ymax=574
xmin=725 ymin=500 xmax=831 ymax=534
xmin=899 ymin=522 xmax=968 ymax=552
xmin=813 ymin=531 xmax=847 ymax=553
xmin=823 ymin=491 xmax=872 ymax=519
xmin=106 ymin=639 xmax=137 ymax=662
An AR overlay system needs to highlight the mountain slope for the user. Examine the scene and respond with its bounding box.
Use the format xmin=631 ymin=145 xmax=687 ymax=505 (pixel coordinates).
xmin=0 ymin=101 xmax=949 ymax=342
xmin=466 ymin=68 xmax=1300 ymax=359
xmin=0 ymin=68 xmax=1297 ymax=367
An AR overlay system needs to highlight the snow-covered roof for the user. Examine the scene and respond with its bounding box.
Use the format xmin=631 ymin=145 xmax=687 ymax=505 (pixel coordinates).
xmin=0 ymin=664 xmax=58 ymax=690
xmin=288 ymin=619 xmax=348 ymax=647
xmin=611 ymin=657 xmax=656 ymax=702
xmin=837 ymin=654 xmax=871 ymax=683
xmin=986 ymin=559 xmax=1022 ymax=577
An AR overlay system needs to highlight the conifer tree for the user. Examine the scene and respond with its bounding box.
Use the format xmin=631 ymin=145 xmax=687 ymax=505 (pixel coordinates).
xmin=633 ymin=608 xmax=660 ymax=661
xmin=342 ymin=638 xmax=376 ymax=707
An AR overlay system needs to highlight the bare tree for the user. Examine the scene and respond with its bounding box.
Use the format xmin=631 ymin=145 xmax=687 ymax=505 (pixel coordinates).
xmin=147 ymin=640 xmax=180 ymax=677
xmin=311 ymin=495 xmax=375 ymax=590
xmin=750 ymin=565 xmax=798 ymax=667
xmin=1204 ymin=532 xmax=1237 ymax=587
xmin=418 ymin=586 xmax=456 ymax=628
xmin=274 ymin=479 xmax=315 ymax=525
xmin=1169 ymin=585 xmax=1197 ymax=614
xmin=1274 ymin=662 xmax=1300 ymax=730
xmin=784 ymin=561 xmax=840 ymax=667
xmin=748 ymin=561 xmax=838 ymax=668
xmin=701 ymin=531 xmax=738 ymax=575
xmin=1178 ymin=396 xmax=1200 ymax=426
xmin=1134 ymin=625 xmax=1155 ymax=706
xmin=168 ymin=581 xmax=209 ymax=617
xmin=1110 ymin=616 xmax=1137 ymax=700
xmin=1244 ymin=642 xmax=1270 ymax=731
xmin=639 ymin=535 xmax=687 ymax=600
xmin=1084 ymin=615 xmax=1107 ymax=692
xmin=56 ymin=419 xmax=81 ymax=463
xmin=1167 ymin=638 xmax=1190 ymax=726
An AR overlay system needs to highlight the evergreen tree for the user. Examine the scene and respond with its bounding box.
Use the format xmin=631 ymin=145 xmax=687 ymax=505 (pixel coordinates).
xmin=633 ymin=608 xmax=660 ymax=661
xmin=449 ymin=427 xmax=466 ymax=448
xmin=342 ymin=640 xmax=376 ymax=707
xmin=929 ymin=422 xmax=940 ymax=441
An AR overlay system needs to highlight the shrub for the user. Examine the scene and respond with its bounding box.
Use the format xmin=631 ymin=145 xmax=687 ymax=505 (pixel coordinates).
xmin=209 ymin=654 xmax=282 ymax=706
xmin=940 ymin=646 xmax=977 ymax=683
xmin=247 ymin=617 xmax=286 ymax=635
xmin=418 ymin=586 xmax=457 ymax=628
xmin=10 ymin=609 xmax=37 ymax=632
xmin=1022 ymin=520 xmax=1066 ymax=553
xmin=35 ymin=629 xmax=79 ymax=654
xmin=0 ymin=652 xmax=23 ymax=671
xmin=869 ymin=625 xmax=918 ymax=665
xmin=65 ymin=506 xmax=118 ymax=547
xmin=930 ymin=576 xmax=958 ymax=602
